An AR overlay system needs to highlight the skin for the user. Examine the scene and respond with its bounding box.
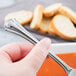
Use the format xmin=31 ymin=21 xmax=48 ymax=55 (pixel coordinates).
xmin=0 ymin=38 xmax=51 ymax=76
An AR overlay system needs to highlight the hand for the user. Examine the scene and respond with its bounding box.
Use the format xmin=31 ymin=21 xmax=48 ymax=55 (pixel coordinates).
xmin=0 ymin=38 xmax=51 ymax=76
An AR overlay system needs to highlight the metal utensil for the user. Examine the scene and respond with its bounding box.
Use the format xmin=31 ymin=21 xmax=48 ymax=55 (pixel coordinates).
xmin=4 ymin=19 xmax=76 ymax=76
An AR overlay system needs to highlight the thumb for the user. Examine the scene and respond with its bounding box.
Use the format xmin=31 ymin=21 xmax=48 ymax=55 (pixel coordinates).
xmin=18 ymin=38 xmax=51 ymax=72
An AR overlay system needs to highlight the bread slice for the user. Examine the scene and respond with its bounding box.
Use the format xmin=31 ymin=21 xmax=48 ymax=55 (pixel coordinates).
xmin=43 ymin=3 xmax=62 ymax=17
xmin=51 ymin=15 xmax=76 ymax=40
xmin=59 ymin=6 xmax=76 ymax=24
xmin=48 ymin=21 xmax=56 ymax=36
xmin=38 ymin=17 xmax=51 ymax=34
xmin=5 ymin=10 xmax=33 ymax=25
xmin=30 ymin=5 xmax=44 ymax=30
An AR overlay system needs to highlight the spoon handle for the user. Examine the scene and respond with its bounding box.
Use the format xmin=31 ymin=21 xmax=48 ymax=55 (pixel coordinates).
xmin=4 ymin=19 xmax=39 ymax=44
xmin=4 ymin=19 xmax=72 ymax=74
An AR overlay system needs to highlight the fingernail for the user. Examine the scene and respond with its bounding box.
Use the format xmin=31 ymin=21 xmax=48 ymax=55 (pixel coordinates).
xmin=40 ymin=38 xmax=51 ymax=48
xmin=38 ymin=38 xmax=51 ymax=54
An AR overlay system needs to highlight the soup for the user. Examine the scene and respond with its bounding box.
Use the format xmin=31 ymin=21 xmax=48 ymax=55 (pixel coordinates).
xmin=37 ymin=53 xmax=76 ymax=76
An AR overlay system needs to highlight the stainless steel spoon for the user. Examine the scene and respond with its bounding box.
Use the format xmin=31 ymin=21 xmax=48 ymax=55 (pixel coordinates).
xmin=4 ymin=19 xmax=76 ymax=76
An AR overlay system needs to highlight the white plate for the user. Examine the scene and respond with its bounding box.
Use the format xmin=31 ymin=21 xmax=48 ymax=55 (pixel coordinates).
xmin=51 ymin=43 xmax=76 ymax=54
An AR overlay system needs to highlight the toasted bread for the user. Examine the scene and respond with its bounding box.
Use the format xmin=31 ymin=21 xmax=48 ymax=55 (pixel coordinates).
xmin=5 ymin=10 xmax=33 ymax=25
xmin=51 ymin=15 xmax=76 ymax=40
xmin=30 ymin=5 xmax=44 ymax=30
xmin=38 ymin=17 xmax=51 ymax=34
xmin=59 ymin=6 xmax=76 ymax=24
xmin=48 ymin=21 xmax=56 ymax=36
xmin=43 ymin=3 xmax=62 ymax=17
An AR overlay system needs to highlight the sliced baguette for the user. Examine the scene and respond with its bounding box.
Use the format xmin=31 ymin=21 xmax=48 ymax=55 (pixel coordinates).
xmin=30 ymin=5 xmax=44 ymax=30
xmin=48 ymin=21 xmax=56 ymax=36
xmin=38 ymin=17 xmax=51 ymax=34
xmin=59 ymin=6 xmax=76 ymax=24
xmin=5 ymin=10 xmax=33 ymax=25
xmin=51 ymin=15 xmax=76 ymax=40
xmin=43 ymin=3 xmax=62 ymax=17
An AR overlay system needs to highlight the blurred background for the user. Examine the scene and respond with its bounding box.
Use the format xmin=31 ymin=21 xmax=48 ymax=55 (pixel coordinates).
xmin=0 ymin=0 xmax=76 ymax=46
xmin=0 ymin=0 xmax=76 ymax=26
xmin=0 ymin=0 xmax=16 ymax=8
